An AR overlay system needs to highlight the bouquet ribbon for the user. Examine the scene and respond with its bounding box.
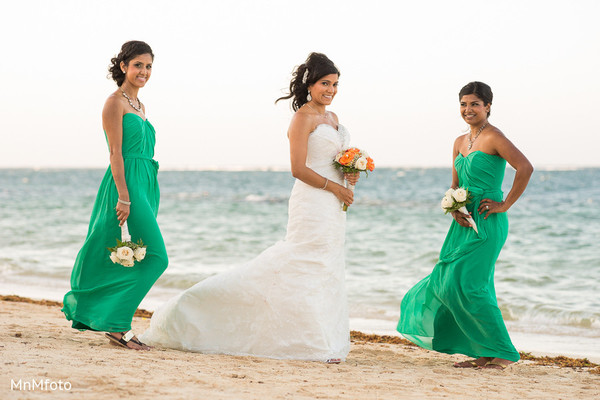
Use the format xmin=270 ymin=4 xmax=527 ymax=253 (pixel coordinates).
xmin=121 ymin=221 xmax=132 ymax=242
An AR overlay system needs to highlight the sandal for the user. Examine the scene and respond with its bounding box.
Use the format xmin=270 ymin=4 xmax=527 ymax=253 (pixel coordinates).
xmin=326 ymin=358 xmax=341 ymax=364
xmin=105 ymin=331 xmax=149 ymax=350
xmin=453 ymin=357 xmax=492 ymax=368
xmin=481 ymin=361 xmax=511 ymax=370
xmin=129 ymin=336 xmax=152 ymax=349
xmin=453 ymin=360 xmax=479 ymax=368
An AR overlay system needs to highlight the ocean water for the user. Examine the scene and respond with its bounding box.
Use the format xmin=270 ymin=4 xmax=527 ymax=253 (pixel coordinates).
xmin=1 ymin=167 xmax=599 ymax=360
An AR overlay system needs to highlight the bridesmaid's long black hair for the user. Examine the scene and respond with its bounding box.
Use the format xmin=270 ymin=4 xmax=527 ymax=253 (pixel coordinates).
xmin=459 ymin=81 xmax=493 ymax=117
xmin=108 ymin=41 xmax=154 ymax=86
xmin=276 ymin=52 xmax=340 ymax=111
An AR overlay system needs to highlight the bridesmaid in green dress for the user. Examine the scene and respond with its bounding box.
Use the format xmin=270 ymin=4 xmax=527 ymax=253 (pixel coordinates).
xmin=62 ymin=41 xmax=168 ymax=350
xmin=397 ymin=82 xmax=533 ymax=369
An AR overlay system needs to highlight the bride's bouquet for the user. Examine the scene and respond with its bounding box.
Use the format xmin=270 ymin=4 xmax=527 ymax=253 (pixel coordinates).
xmin=441 ymin=188 xmax=478 ymax=233
xmin=333 ymin=147 xmax=375 ymax=211
xmin=107 ymin=221 xmax=147 ymax=267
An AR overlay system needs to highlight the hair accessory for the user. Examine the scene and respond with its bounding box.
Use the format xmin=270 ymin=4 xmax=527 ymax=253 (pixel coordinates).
xmin=302 ymin=69 xmax=309 ymax=84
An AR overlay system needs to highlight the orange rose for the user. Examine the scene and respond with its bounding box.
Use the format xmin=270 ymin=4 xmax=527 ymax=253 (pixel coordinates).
xmin=339 ymin=153 xmax=353 ymax=165
xmin=367 ymin=158 xmax=375 ymax=171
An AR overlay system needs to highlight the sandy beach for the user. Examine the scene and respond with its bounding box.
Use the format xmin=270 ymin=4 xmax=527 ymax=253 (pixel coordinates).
xmin=0 ymin=297 xmax=598 ymax=400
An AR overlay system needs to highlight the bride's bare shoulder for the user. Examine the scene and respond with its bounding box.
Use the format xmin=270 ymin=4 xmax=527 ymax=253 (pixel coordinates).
xmin=288 ymin=109 xmax=318 ymax=137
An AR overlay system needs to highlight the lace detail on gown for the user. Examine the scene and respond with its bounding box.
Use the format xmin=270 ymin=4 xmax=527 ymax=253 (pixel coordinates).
xmin=140 ymin=124 xmax=351 ymax=361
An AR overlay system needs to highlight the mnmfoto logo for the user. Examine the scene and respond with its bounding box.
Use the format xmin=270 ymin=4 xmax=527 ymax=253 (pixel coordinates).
xmin=11 ymin=379 xmax=71 ymax=391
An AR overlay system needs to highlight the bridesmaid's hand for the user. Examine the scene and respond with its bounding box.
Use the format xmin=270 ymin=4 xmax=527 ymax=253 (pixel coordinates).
xmin=332 ymin=184 xmax=354 ymax=206
xmin=115 ymin=202 xmax=130 ymax=226
xmin=344 ymin=172 xmax=360 ymax=186
xmin=451 ymin=210 xmax=472 ymax=227
xmin=478 ymin=199 xmax=507 ymax=219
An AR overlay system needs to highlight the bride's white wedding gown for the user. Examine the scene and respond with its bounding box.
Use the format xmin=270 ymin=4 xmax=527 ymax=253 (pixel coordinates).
xmin=140 ymin=124 xmax=351 ymax=361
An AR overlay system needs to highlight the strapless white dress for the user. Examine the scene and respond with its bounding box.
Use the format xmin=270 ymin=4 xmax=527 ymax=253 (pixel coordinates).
xmin=140 ymin=124 xmax=351 ymax=361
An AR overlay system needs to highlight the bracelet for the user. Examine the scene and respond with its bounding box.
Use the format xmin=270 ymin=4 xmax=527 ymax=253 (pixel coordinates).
xmin=321 ymin=178 xmax=329 ymax=190
xmin=118 ymin=199 xmax=131 ymax=206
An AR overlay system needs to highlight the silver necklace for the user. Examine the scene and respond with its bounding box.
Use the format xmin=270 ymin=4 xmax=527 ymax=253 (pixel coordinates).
xmin=121 ymin=88 xmax=143 ymax=112
xmin=306 ymin=102 xmax=327 ymax=118
xmin=467 ymin=122 xmax=488 ymax=150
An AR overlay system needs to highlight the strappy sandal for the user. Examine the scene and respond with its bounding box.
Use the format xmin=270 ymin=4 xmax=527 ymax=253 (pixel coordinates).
xmin=453 ymin=360 xmax=479 ymax=368
xmin=105 ymin=330 xmax=148 ymax=350
xmin=326 ymin=358 xmax=341 ymax=364
xmin=481 ymin=361 xmax=511 ymax=370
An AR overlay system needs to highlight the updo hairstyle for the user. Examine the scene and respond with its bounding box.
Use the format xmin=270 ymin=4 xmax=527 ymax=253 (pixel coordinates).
xmin=459 ymin=81 xmax=493 ymax=117
xmin=108 ymin=41 xmax=154 ymax=87
xmin=276 ymin=52 xmax=340 ymax=111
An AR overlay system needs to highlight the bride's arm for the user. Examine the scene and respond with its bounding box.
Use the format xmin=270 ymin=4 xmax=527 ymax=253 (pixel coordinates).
xmin=288 ymin=113 xmax=354 ymax=206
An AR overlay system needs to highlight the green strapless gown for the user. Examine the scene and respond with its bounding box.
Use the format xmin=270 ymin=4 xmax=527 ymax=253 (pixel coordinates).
xmin=397 ymin=151 xmax=519 ymax=362
xmin=62 ymin=113 xmax=168 ymax=332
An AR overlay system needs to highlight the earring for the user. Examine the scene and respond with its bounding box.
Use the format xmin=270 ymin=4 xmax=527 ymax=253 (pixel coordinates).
xmin=307 ymin=91 xmax=312 ymax=102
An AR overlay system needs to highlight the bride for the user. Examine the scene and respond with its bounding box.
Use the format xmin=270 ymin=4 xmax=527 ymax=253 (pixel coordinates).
xmin=140 ymin=52 xmax=358 ymax=362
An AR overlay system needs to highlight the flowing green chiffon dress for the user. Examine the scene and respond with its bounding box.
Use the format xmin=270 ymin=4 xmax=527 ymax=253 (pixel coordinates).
xmin=397 ymin=151 xmax=519 ymax=362
xmin=62 ymin=113 xmax=168 ymax=332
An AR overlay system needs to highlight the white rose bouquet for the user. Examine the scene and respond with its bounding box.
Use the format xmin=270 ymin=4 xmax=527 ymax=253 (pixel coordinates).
xmin=107 ymin=221 xmax=147 ymax=267
xmin=441 ymin=187 xmax=478 ymax=233
xmin=333 ymin=147 xmax=375 ymax=211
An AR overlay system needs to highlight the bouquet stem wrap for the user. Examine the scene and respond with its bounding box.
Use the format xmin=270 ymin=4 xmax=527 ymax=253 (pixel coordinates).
xmin=121 ymin=221 xmax=132 ymax=242
xmin=458 ymin=206 xmax=478 ymax=233
xmin=343 ymin=184 xmax=355 ymax=212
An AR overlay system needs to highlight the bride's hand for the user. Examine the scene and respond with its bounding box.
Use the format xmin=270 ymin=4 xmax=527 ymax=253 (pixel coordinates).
xmin=332 ymin=184 xmax=354 ymax=206
xmin=344 ymin=172 xmax=360 ymax=186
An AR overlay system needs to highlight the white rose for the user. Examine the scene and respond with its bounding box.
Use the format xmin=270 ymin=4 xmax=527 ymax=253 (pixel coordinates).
xmin=116 ymin=246 xmax=134 ymax=262
xmin=445 ymin=188 xmax=455 ymax=197
xmin=355 ymin=157 xmax=368 ymax=170
xmin=121 ymin=258 xmax=135 ymax=267
xmin=335 ymin=152 xmax=342 ymax=162
xmin=110 ymin=252 xmax=119 ymax=264
xmin=452 ymin=188 xmax=467 ymax=202
xmin=441 ymin=194 xmax=454 ymax=210
xmin=134 ymin=247 xmax=147 ymax=261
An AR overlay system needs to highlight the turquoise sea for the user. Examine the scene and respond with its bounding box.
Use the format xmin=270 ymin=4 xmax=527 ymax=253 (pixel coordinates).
xmin=1 ymin=167 xmax=599 ymax=361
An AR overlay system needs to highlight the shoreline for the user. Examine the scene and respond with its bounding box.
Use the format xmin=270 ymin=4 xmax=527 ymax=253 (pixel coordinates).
xmin=1 ymin=296 xmax=598 ymax=400
xmin=2 ymin=295 xmax=599 ymax=372
xmin=3 ymin=278 xmax=599 ymax=363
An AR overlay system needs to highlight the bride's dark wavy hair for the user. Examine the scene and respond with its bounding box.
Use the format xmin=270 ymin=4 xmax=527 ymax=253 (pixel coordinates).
xmin=459 ymin=81 xmax=493 ymax=117
xmin=276 ymin=52 xmax=340 ymax=111
xmin=108 ymin=41 xmax=154 ymax=87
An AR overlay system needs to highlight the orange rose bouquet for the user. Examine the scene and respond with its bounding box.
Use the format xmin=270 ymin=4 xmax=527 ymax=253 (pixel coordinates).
xmin=333 ymin=147 xmax=375 ymax=211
